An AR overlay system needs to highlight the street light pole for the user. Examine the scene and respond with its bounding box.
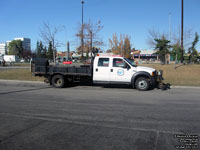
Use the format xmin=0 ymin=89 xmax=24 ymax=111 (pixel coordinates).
xmin=81 ymin=1 xmax=84 ymax=60
xmin=181 ymin=0 xmax=184 ymax=63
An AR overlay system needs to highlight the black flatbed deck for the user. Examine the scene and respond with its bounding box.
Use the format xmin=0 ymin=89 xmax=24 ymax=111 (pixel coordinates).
xmin=34 ymin=65 xmax=92 ymax=77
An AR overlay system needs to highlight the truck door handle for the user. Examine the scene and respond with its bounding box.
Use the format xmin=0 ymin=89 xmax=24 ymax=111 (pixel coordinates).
xmin=96 ymin=68 xmax=98 ymax=72
xmin=111 ymin=69 xmax=113 ymax=72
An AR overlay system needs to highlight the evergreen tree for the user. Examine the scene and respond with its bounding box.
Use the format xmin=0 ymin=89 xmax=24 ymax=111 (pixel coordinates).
xmin=47 ymin=41 xmax=53 ymax=60
xmin=36 ymin=41 xmax=48 ymax=58
xmin=170 ymin=44 xmax=182 ymax=61
xmin=154 ymin=37 xmax=171 ymax=64
xmin=39 ymin=41 xmax=43 ymax=54
xmin=36 ymin=41 xmax=42 ymax=57
xmin=42 ymin=46 xmax=47 ymax=58
xmin=188 ymin=32 xmax=199 ymax=62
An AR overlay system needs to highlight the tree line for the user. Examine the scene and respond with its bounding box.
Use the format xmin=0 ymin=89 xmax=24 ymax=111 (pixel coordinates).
xmin=151 ymin=31 xmax=199 ymax=64
xmin=76 ymin=20 xmax=134 ymax=59
xmin=7 ymin=39 xmax=55 ymax=61
xmin=7 ymin=21 xmax=199 ymax=64
xmin=35 ymin=41 xmax=54 ymax=60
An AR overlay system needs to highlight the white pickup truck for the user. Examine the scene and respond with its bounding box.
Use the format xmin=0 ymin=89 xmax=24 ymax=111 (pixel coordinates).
xmin=33 ymin=55 xmax=163 ymax=91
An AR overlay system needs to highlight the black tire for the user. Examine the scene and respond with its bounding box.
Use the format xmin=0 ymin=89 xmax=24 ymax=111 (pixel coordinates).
xmin=135 ymin=77 xmax=150 ymax=91
xmin=52 ymin=75 xmax=65 ymax=88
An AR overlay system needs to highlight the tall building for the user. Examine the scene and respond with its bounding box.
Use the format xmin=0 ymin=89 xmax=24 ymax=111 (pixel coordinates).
xmin=0 ymin=43 xmax=7 ymax=55
xmin=0 ymin=37 xmax=31 ymax=55
xmin=14 ymin=38 xmax=31 ymax=51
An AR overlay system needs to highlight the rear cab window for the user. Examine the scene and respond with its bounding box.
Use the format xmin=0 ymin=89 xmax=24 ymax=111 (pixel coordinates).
xmin=98 ymin=58 xmax=109 ymax=67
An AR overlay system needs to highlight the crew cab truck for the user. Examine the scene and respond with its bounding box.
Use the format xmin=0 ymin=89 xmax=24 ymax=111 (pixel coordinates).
xmin=32 ymin=55 xmax=164 ymax=91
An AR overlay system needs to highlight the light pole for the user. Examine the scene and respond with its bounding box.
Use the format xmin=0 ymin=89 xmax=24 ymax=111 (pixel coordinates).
xmin=181 ymin=0 xmax=184 ymax=63
xmin=62 ymin=25 xmax=69 ymax=60
xmin=81 ymin=0 xmax=84 ymax=60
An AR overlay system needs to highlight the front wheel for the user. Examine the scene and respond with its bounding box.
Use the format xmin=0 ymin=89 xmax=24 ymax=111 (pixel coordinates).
xmin=52 ymin=75 xmax=65 ymax=88
xmin=135 ymin=77 xmax=150 ymax=91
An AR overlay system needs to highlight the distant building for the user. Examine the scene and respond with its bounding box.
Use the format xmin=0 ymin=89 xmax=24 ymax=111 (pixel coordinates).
xmin=131 ymin=49 xmax=158 ymax=61
xmin=57 ymin=51 xmax=73 ymax=62
xmin=5 ymin=41 xmax=11 ymax=51
xmin=14 ymin=37 xmax=31 ymax=51
xmin=0 ymin=43 xmax=7 ymax=55
xmin=1 ymin=38 xmax=31 ymax=54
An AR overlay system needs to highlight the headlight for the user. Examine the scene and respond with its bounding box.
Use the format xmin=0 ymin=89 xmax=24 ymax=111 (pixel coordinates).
xmin=157 ymin=70 xmax=163 ymax=76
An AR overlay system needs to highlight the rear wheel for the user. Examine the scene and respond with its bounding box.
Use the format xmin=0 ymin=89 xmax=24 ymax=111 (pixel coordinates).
xmin=135 ymin=77 xmax=150 ymax=91
xmin=52 ymin=75 xmax=65 ymax=88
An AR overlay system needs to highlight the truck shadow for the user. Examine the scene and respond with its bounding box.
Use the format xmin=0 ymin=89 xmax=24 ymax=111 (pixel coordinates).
xmin=100 ymin=84 xmax=132 ymax=89
xmin=68 ymin=82 xmax=171 ymax=91
xmin=161 ymin=83 xmax=171 ymax=90
xmin=66 ymin=82 xmax=131 ymax=89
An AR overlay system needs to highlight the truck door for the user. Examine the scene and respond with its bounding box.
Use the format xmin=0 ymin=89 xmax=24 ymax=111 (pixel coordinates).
xmin=110 ymin=58 xmax=133 ymax=83
xmin=93 ymin=57 xmax=110 ymax=82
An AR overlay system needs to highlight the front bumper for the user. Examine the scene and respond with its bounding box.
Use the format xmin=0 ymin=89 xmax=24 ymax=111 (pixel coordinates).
xmin=150 ymin=70 xmax=164 ymax=88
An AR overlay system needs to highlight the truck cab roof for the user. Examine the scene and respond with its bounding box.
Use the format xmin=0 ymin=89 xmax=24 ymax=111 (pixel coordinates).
xmin=96 ymin=54 xmax=123 ymax=58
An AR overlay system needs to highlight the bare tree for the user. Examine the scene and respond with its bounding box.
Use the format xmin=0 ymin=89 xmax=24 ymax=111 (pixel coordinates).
xmin=76 ymin=20 xmax=104 ymax=57
xmin=147 ymin=28 xmax=194 ymax=51
xmin=108 ymin=33 xmax=118 ymax=53
xmin=108 ymin=33 xmax=132 ymax=58
xmin=171 ymin=28 xmax=194 ymax=51
xmin=76 ymin=23 xmax=85 ymax=55
xmin=146 ymin=29 xmax=168 ymax=48
xmin=84 ymin=20 xmax=104 ymax=48
xmin=40 ymin=22 xmax=63 ymax=64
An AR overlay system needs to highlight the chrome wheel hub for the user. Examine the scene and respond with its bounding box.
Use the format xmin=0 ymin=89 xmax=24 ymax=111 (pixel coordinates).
xmin=138 ymin=80 xmax=147 ymax=89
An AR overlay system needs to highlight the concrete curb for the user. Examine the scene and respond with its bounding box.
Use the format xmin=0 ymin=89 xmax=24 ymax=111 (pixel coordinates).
xmin=170 ymin=86 xmax=200 ymax=89
xmin=0 ymin=79 xmax=49 ymax=88
xmin=0 ymin=79 xmax=43 ymax=83
xmin=0 ymin=67 xmax=29 ymax=69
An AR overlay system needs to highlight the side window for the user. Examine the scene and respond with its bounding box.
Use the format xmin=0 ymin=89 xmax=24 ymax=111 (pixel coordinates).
xmin=113 ymin=58 xmax=128 ymax=68
xmin=98 ymin=58 xmax=109 ymax=67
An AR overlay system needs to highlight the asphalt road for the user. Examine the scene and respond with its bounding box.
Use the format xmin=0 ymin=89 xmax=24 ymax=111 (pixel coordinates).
xmin=0 ymin=81 xmax=199 ymax=150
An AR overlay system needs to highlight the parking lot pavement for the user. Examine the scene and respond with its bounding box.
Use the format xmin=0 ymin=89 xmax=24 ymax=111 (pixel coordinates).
xmin=0 ymin=114 xmax=158 ymax=150
xmin=0 ymin=83 xmax=200 ymax=150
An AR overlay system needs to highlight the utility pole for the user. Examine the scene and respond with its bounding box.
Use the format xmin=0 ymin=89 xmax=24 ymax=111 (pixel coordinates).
xmin=181 ymin=0 xmax=184 ymax=63
xmin=169 ymin=13 xmax=171 ymax=41
xmin=52 ymin=40 xmax=56 ymax=65
xmin=90 ymin=31 xmax=93 ymax=59
xmin=81 ymin=1 xmax=84 ymax=60
xmin=67 ymin=42 xmax=70 ymax=60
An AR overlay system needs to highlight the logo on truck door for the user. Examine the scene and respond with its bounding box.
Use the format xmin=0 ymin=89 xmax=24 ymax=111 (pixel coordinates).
xmin=117 ymin=69 xmax=124 ymax=76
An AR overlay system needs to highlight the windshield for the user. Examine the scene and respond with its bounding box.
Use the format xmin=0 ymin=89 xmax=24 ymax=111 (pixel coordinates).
xmin=124 ymin=58 xmax=136 ymax=67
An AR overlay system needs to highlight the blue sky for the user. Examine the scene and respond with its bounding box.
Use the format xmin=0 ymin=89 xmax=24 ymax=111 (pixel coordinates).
xmin=0 ymin=0 xmax=200 ymax=52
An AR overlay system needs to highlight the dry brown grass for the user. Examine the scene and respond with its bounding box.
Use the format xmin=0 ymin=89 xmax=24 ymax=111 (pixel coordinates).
xmin=0 ymin=64 xmax=200 ymax=86
xmin=139 ymin=64 xmax=200 ymax=86
xmin=13 ymin=63 xmax=30 ymax=67
xmin=0 ymin=69 xmax=44 ymax=81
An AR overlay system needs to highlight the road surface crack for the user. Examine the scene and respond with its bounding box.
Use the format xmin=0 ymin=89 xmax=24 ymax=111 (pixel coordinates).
xmin=154 ymin=131 xmax=159 ymax=150
xmin=0 ymin=120 xmax=46 ymax=144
